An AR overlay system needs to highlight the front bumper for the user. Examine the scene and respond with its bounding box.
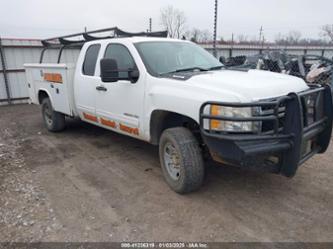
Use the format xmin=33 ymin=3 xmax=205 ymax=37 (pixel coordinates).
xmin=199 ymin=85 xmax=333 ymax=177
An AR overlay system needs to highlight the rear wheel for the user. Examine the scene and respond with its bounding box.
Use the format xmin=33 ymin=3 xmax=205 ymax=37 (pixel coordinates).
xmin=159 ymin=127 xmax=205 ymax=194
xmin=41 ymin=98 xmax=65 ymax=132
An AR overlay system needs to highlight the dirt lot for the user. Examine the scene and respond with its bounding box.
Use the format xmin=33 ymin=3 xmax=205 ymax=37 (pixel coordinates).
xmin=0 ymin=104 xmax=333 ymax=242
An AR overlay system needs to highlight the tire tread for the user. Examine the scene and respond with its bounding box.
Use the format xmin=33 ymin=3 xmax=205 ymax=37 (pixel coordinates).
xmin=41 ymin=98 xmax=66 ymax=132
xmin=159 ymin=127 xmax=204 ymax=194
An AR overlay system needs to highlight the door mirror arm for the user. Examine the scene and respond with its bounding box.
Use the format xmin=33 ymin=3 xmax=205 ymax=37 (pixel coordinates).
xmin=129 ymin=69 xmax=140 ymax=83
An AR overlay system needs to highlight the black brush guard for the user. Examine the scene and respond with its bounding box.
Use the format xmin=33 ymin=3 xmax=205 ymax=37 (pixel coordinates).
xmin=199 ymin=85 xmax=333 ymax=177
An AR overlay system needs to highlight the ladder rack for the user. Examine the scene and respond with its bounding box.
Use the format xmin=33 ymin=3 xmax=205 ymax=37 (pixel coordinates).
xmin=42 ymin=27 xmax=168 ymax=48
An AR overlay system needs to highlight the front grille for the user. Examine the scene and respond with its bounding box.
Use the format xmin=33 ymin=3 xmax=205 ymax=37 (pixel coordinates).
xmin=258 ymin=90 xmax=325 ymax=134
xmin=300 ymin=91 xmax=324 ymax=127
xmin=260 ymin=103 xmax=286 ymax=134
xmin=200 ymin=85 xmax=329 ymax=142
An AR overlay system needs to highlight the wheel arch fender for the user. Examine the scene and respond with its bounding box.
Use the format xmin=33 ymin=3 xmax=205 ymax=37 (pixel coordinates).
xmin=37 ymin=88 xmax=54 ymax=106
xmin=149 ymin=109 xmax=201 ymax=145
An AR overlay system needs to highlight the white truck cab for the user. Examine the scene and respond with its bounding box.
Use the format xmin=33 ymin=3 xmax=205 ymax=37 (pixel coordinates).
xmin=25 ymin=28 xmax=333 ymax=194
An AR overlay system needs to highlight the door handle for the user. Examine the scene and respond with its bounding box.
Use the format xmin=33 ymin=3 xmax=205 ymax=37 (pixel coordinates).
xmin=96 ymin=85 xmax=107 ymax=92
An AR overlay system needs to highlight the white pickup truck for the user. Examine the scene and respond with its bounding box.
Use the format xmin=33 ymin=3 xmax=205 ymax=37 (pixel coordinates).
xmin=25 ymin=28 xmax=333 ymax=194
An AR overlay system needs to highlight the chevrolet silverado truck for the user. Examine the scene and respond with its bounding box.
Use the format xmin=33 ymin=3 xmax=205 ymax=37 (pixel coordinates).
xmin=24 ymin=28 xmax=333 ymax=194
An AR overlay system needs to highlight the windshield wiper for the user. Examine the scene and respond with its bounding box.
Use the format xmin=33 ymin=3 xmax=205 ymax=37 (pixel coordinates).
xmin=176 ymin=67 xmax=209 ymax=73
xmin=160 ymin=66 xmax=224 ymax=76
xmin=207 ymin=65 xmax=224 ymax=71
xmin=161 ymin=67 xmax=208 ymax=75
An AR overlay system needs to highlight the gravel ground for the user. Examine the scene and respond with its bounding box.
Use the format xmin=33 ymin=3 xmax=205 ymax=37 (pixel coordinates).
xmin=0 ymin=104 xmax=333 ymax=242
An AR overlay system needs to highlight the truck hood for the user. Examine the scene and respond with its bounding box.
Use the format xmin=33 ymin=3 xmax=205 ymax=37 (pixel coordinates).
xmin=181 ymin=69 xmax=309 ymax=101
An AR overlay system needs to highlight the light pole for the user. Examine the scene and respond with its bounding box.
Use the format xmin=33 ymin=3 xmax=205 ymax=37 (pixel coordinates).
xmin=149 ymin=18 xmax=152 ymax=32
xmin=213 ymin=0 xmax=218 ymax=58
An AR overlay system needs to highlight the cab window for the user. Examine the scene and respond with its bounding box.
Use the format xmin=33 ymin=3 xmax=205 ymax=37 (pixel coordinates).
xmin=82 ymin=44 xmax=101 ymax=76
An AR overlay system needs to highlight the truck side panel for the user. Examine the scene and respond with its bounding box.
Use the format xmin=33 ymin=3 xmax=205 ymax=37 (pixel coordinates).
xmin=24 ymin=63 xmax=76 ymax=116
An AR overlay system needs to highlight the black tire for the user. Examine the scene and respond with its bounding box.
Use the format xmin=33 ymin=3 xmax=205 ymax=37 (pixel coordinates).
xmin=159 ymin=127 xmax=205 ymax=194
xmin=41 ymin=98 xmax=66 ymax=132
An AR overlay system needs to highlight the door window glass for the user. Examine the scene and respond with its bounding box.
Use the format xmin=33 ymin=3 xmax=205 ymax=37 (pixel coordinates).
xmin=82 ymin=44 xmax=101 ymax=76
xmin=105 ymin=44 xmax=136 ymax=78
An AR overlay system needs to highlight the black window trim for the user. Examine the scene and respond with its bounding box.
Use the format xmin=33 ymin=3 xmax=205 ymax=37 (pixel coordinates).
xmin=82 ymin=43 xmax=101 ymax=76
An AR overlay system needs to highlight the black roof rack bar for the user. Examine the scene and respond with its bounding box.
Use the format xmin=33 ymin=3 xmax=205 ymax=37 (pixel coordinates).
xmin=82 ymin=33 xmax=114 ymax=41
xmin=59 ymin=38 xmax=85 ymax=45
xmin=41 ymin=39 xmax=84 ymax=49
xmin=43 ymin=26 xmax=118 ymax=42
xmin=42 ymin=27 xmax=168 ymax=47
xmin=141 ymin=30 xmax=169 ymax=37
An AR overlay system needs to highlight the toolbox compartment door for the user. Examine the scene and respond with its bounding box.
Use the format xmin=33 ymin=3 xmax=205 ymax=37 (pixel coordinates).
xmin=24 ymin=63 xmax=75 ymax=116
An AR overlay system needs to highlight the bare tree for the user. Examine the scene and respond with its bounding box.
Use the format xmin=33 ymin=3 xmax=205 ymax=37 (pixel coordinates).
xmin=286 ymin=31 xmax=302 ymax=44
xmin=275 ymin=31 xmax=302 ymax=45
xmin=188 ymin=28 xmax=212 ymax=43
xmin=160 ymin=6 xmax=186 ymax=39
xmin=200 ymin=30 xmax=212 ymax=43
xmin=188 ymin=28 xmax=200 ymax=42
xmin=321 ymin=24 xmax=333 ymax=43
xmin=275 ymin=33 xmax=285 ymax=45
xmin=237 ymin=34 xmax=249 ymax=43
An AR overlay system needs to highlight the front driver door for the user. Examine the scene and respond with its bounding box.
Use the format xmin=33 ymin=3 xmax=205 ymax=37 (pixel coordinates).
xmin=95 ymin=43 xmax=145 ymax=139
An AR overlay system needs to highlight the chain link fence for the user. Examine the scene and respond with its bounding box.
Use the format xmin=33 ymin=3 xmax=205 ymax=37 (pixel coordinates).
xmin=1 ymin=39 xmax=333 ymax=106
xmin=204 ymin=45 xmax=333 ymax=86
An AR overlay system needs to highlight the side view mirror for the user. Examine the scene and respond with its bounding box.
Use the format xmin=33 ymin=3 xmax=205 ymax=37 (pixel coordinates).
xmin=100 ymin=58 xmax=140 ymax=83
xmin=100 ymin=58 xmax=119 ymax=82
xmin=219 ymin=56 xmax=226 ymax=64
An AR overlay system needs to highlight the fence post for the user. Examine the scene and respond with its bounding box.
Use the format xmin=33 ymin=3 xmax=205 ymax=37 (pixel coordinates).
xmin=322 ymin=49 xmax=325 ymax=57
xmin=0 ymin=37 xmax=11 ymax=104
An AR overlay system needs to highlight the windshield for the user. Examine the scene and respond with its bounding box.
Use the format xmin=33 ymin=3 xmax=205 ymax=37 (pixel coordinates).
xmin=134 ymin=41 xmax=223 ymax=76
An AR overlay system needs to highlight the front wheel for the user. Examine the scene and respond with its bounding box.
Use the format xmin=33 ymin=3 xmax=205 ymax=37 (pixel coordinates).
xmin=41 ymin=98 xmax=66 ymax=132
xmin=159 ymin=127 xmax=205 ymax=194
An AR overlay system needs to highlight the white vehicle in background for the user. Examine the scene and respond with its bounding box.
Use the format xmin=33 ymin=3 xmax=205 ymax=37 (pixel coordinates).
xmin=25 ymin=27 xmax=333 ymax=194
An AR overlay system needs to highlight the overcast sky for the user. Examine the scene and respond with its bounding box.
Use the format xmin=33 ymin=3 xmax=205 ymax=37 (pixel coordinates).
xmin=0 ymin=0 xmax=332 ymax=41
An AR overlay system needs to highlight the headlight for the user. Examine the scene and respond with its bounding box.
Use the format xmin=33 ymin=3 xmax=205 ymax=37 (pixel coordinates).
xmin=210 ymin=105 xmax=261 ymax=132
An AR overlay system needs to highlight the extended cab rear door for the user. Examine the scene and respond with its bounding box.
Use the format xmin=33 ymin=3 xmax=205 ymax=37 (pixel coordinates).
xmin=94 ymin=42 xmax=146 ymax=139
xmin=74 ymin=43 xmax=101 ymax=123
